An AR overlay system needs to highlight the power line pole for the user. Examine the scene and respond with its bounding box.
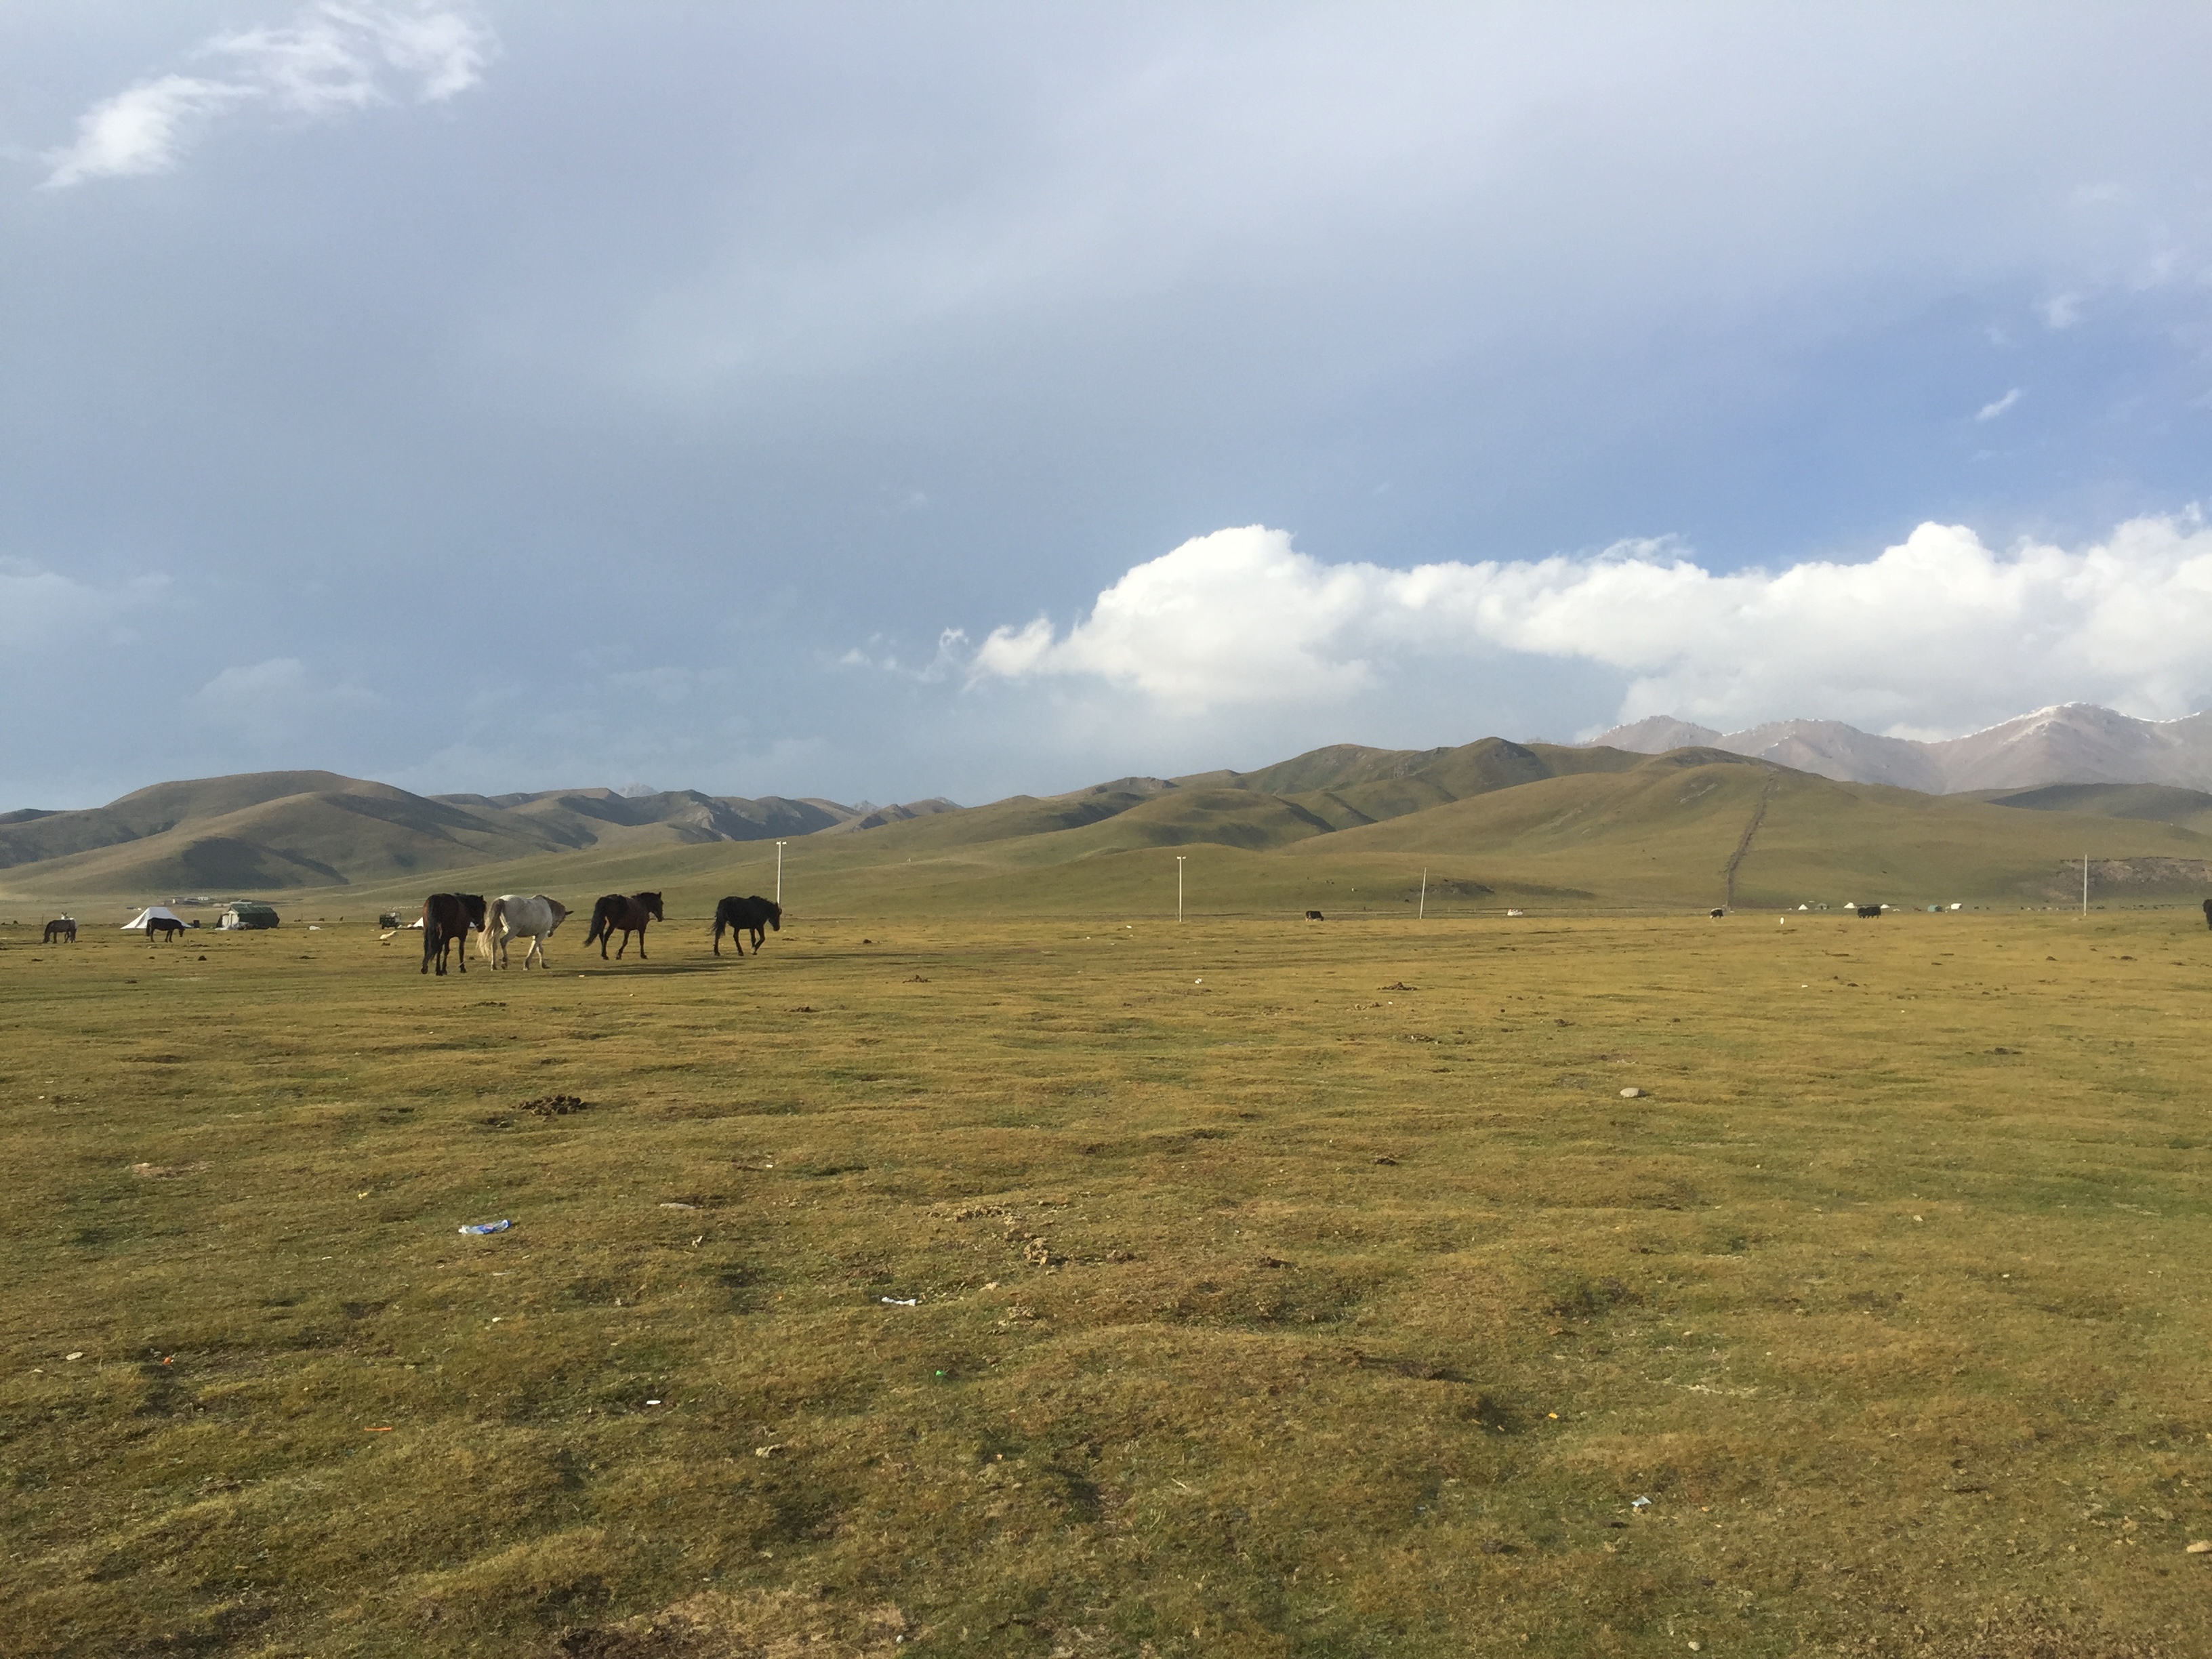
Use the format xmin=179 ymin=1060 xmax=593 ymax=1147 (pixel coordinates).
xmin=2081 ymin=850 xmax=2088 ymax=918
xmin=1175 ymin=855 xmax=1185 ymax=923
xmin=1419 ymin=867 xmax=1427 ymax=920
xmin=775 ymin=840 xmax=787 ymax=905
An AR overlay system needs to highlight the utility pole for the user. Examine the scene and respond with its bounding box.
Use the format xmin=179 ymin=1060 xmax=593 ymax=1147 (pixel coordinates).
xmin=1419 ymin=868 xmax=1427 ymax=920
xmin=1176 ymin=855 xmax=1185 ymax=923
xmin=2081 ymin=850 xmax=2089 ymax=918
xmin=775 ymin=840 xmax=787 ymax=905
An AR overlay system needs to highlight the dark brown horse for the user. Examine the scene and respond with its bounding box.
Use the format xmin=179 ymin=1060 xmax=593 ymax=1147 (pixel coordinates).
xmin=148 ymin=916 xmax=187 ymax=943
xmin=421 ymin=893 xmax=489 ymax=975
xmin=42 ymin=918 xmax=76 ymax=943
xmin=583 ymin=891 xmax=663 ymax=960
xmin=711 ymin=895 xmax=780 ymax=956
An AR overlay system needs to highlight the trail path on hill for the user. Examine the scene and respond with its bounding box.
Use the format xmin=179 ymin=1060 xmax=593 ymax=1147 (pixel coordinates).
xmin=1723 ymin=774 xmax=1778 ymax=905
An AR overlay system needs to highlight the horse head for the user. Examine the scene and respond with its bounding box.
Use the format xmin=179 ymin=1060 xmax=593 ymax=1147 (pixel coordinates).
xmin=642 ymin=891 xmax=664 ymax=921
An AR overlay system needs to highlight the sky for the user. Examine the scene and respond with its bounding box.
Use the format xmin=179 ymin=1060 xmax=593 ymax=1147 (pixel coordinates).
xmin=5 ymin=3 xmax=2212 ymax=811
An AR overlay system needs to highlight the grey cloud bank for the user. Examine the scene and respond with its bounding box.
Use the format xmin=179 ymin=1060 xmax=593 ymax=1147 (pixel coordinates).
xmin=3 ymin=3 xmax=2210 ymax=808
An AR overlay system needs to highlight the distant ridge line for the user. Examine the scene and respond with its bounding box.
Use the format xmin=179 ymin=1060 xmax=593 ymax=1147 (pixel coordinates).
xmin=1585 ymin=701 xmax=2212 ymax=793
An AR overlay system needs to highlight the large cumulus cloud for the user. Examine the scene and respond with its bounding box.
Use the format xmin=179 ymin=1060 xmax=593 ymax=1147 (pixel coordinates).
xmin=964 ymin=515 xmax=2212 ymax=738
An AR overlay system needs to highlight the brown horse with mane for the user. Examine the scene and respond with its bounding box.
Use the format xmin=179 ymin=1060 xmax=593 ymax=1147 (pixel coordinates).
xmin=43 ymin=918 xmax=77 ymax=943
xmin=420 ymin=893 xmax=489 ymax=975
xmin=148 ymin=916 xmax=187 ymax=942
xmin=583 ymin=892 xmax=663 ymax=960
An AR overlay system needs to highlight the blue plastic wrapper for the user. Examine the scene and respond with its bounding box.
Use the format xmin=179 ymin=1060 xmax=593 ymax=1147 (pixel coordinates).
xmin=458 ymin=1219 xmax=513 ymax=1235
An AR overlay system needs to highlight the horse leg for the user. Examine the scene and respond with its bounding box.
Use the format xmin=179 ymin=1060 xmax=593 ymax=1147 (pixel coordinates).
xmin=638 ymin=924 xmax=647 ymax=960
xmin=713 ymin=921 xmax=722 ymax=957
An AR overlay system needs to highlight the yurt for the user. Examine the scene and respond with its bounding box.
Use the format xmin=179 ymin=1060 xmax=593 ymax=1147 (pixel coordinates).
xmin=220 ymin=901 xmax=281 ymax=930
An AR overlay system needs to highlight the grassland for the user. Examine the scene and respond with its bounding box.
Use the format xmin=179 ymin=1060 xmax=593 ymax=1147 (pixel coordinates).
xmin=5 ymin=897 xmax=2211 ymax=1658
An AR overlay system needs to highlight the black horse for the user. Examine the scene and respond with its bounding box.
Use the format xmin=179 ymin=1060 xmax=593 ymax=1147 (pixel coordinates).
xmin=148 ymin=916 xmax=187 ymax=943
xmin=43 ymin=918 xmax=76 ymax=943
xmin=583 ymin=892 xmax=663 ymax=960
xmin=712 ymin=895 xmax=781 ymax=956
xmin=421 ymin=893 xmax=489 ymax=975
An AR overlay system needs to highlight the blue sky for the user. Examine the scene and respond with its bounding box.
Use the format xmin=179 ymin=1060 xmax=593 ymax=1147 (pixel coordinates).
xmin=5 ymin=3 xmax=2211 ymax=808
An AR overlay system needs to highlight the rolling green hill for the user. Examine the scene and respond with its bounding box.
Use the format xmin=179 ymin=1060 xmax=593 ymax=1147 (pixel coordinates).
xmin=7 ymin=741 xmax=2212 ymax=921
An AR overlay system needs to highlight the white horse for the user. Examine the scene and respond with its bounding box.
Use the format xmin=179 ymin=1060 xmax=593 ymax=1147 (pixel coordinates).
xmin=478 ymin=894 xmax=570 ymax=968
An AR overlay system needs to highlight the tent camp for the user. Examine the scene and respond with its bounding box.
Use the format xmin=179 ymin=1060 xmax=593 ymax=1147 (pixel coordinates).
xmin=220 ymin=901 xmax=281 ymax=930
xmin=121 ymin=906 xmax=184 ymax=931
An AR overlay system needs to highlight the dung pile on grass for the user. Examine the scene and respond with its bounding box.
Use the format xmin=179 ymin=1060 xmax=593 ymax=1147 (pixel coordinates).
xmin=520 ymin=1094 xmax=588 ymax=1118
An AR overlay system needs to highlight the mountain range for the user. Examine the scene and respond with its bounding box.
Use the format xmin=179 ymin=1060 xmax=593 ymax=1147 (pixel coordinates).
xmin=8 ymin=702 xmax=2212 ymax=909
xmin=1589 ymin=702 xmax=2212 ymax=792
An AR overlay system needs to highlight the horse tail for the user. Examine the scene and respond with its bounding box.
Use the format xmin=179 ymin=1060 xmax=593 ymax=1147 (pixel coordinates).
xmin=583 ymin=897 xmax=610 ymax=949
xmin=479 ymin=896 xmax=505 ymax=964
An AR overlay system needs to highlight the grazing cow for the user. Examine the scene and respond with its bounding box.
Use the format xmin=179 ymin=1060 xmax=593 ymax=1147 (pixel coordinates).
xmin=42 ymin=918 xmax=76 ymax=944
xmin=583 ymin=892 xmax=663 ymax=960
xmin=1709 ymin=907 xmax=1725 ymax=918
xmin=711 ymin=895 xmax=781 ymax=956
xmin=1857 ymin=904 xmax=1883 ymax=919
xmin=1304 ymin=909 xmax=1324 ymax=921
xmin=148 ymin=916 xmax=187 ymax=943
xmin=479 ymin=894 xmax=570 ymax=969
xmin=420 ymin=893 xmax=489 ymax=975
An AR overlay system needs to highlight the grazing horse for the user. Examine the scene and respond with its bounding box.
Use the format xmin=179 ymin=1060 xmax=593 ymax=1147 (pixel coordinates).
xmin=1303 ymin=909 xmax=1324 ymax=921
xmin=43 ymin=918 xmax=77 ymax=944
xmin=583 ymin=892 xmax=663 ymax=960
xmin=1709 ymin=907 xmax=1725 ymax=919
xmin=148 ymin=916 xmax=187 ymax=943
xmin=480 ymin=893 xmax=570 ymax=969
xmin=420 ymin=893 xmax=489 ymax=975
xmin=711 ymin=895 xmax=781 ymax=956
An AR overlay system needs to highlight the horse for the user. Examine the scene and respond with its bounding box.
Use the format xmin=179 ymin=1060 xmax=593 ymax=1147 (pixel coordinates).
xmin=1303 ymin=909 xmax=1324 ymax=921
xmin=711 ymin=895 xmax=781 ymax=956
xmin=42 ymin=918 xmax=76 ymax=944
xmin=479 ymin=894 xmax=570 ymax=969
xmin=420 ymin=893 xmax=488 ymax=975
xmin=583 ymin=892 xmax=663 ymax=960
xmin=148 ymin=916 xmax=186 ymax=943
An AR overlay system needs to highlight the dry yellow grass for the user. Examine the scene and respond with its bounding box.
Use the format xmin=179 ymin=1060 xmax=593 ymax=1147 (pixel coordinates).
xmin=3 ymin=905 xmax=2209 ymax=1657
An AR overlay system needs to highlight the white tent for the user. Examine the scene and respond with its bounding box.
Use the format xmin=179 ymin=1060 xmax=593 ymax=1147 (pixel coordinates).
xmin=121 ymin=906 xmax=184 ymax=930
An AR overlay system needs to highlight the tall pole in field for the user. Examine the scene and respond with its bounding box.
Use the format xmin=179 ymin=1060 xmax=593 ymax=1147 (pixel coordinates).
xmin=775 ymin=840 xmax=787 ymax=905
xmin=1176 ymin=855 xmax=1185 ymax=923
xmin=1419 ymin=867 xmax=1427 ymax=920
xmin=2081 ymin=850 xmax=2088 ymax=917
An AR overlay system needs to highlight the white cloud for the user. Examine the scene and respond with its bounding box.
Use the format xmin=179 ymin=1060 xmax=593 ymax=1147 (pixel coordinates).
xmin=41 ymin=3 xmax=495 ymax=188
xmin=39 ymin=76 xmax=251 ymax=188
xmin=0 ymin=560 xmax=169 ymax=645
xmin=963 ymin=514 xmax=2212 ymax=737
xmin=2041 ymin=291 xmax=2083 ymax=329
xmin=1975 ymin=387 xmax=2023 ymax=422
xmin=194 ymin=657 xmax=376 ymax=739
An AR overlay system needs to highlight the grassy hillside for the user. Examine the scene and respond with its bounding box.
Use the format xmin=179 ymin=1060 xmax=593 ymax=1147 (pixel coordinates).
xmin=9 ymin=745 xmax=2212 ymax=926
